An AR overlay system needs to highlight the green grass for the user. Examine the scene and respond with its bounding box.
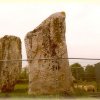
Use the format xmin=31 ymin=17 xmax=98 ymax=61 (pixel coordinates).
xmin=0 ymin=83 xmax=70 ymax=98
xmin=0 ymin=83 xmax=28 ymax=98
xmin=0 ymin=81 xmax=100 ymax=98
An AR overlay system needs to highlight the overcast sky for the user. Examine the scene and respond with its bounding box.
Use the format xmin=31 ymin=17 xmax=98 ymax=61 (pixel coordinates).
xmin=0 ymin=2 xmax=100 ymax=66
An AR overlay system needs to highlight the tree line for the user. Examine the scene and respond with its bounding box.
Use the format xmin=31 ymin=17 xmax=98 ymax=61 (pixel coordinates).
xmin=70 ymin=62 xmax=100 ymax=82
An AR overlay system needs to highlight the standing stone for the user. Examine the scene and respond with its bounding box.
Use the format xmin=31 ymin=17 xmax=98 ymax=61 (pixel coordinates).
xmin=0 ymin=35 xmax=22 ymax=92
xmin=25 ymin=12 xmax=73 ymax=95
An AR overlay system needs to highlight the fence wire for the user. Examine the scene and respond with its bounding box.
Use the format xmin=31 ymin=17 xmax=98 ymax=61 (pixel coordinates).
xmin=0 ymin=57 xmax=100 ymax=61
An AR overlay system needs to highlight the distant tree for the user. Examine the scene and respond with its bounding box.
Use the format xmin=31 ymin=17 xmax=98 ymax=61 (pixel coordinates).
xmin=94 ymin=62 xmax=100 ymax=91
xmin=94 ymin=62 xmax=100 ymax=81
xmin=85 ymin=65 xmax=96 ymax=81
xmin=19 ymin=66 xmax=29 ymax=79
xmin=70 ymin=63 xmax=85 ymax=82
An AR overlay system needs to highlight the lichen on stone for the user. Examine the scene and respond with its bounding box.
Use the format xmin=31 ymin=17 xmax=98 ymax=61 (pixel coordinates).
xmin=0 ymin=35 xmax=22 ymax=92
xmin=25 ymin=12 xmax=73 ymax=95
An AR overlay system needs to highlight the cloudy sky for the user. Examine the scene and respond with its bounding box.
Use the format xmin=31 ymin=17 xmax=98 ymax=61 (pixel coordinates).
xmin=0 ymin=1 xmax=100 ymax=66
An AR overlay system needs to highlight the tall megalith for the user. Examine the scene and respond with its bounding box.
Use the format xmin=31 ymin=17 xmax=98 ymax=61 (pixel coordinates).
xmin=0 ymin=35 xmax=22 ymax=92
xmin=25 ymin=12 xmax=72 ymax=95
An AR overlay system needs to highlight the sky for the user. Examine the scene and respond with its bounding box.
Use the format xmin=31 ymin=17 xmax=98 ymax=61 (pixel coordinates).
xmin=0 ymin=1 xmax=100 ymax=66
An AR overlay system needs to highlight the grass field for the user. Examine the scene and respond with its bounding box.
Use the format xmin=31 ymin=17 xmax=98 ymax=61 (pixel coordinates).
xmin=0 ymin=81 xmax=100 ymax=98
xmin=0 ymin=83 xmax=28 ymax=97
xmin=0 ymin=83 xmax=67 ymax=98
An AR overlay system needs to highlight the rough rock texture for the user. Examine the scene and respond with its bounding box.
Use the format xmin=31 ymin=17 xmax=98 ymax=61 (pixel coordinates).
xmin=0 ymin=35 xmax=22 ymax=92
xmin=25 ymin=12 xmax=73 ymax=95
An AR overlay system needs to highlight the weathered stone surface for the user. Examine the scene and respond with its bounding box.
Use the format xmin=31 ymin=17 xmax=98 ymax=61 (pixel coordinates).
xmin=25 ymin=12 xmax=72 ymax=95
xmin=0 ymin=35 xmax=22 ymax=92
